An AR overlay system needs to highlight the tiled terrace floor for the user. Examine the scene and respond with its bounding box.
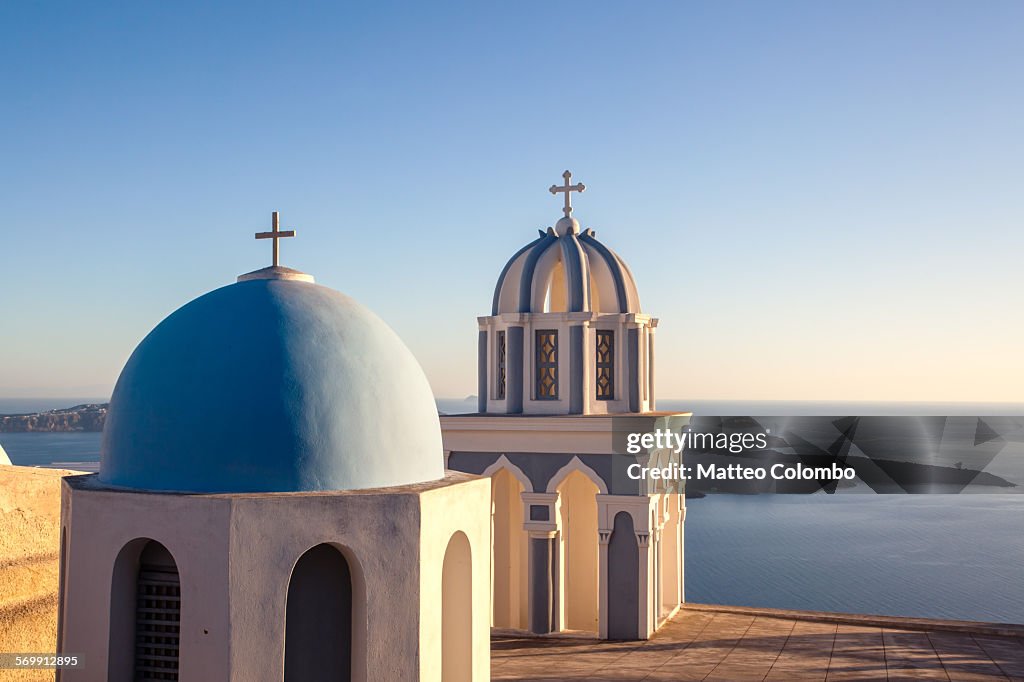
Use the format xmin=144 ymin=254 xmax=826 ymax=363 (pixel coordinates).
xmin=492 ymin=606 xmax=1024 ymax=681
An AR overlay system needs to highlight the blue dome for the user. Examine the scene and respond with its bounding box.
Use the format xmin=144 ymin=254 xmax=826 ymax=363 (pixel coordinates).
xmin=100 ymin=275 xmax=444 ymax=493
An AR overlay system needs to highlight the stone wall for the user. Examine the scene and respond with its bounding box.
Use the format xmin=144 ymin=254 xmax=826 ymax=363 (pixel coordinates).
xmin=0 ymin=466 xmax=80 ymax=682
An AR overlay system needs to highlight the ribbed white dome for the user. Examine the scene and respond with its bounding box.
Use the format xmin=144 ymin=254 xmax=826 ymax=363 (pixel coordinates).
xmin=492 ymin=224 xmax=641 ymax=315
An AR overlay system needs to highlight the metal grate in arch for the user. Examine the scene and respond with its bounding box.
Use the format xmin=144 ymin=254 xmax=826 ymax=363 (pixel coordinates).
xmin=134 ymin=563 xmax=180 ymax=681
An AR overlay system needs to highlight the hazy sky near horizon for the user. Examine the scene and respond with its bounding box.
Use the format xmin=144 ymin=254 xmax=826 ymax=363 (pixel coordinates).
xmin=2 ymin=1 xmax=1022 ymax=402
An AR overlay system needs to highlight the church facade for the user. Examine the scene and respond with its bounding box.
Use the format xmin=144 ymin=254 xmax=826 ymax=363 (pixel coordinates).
xmin=442 ymin=173 xmax=689 ymax=640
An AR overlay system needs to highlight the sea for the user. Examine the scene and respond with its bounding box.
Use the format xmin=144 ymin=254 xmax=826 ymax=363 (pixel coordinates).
xmin=3 ymin=397 xmax=1023 ymax=624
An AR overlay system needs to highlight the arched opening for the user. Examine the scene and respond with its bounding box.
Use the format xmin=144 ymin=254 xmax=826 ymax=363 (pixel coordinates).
xmin=607 ymin=512 xmax=639 ymax=640
xmin=542 ymin=260 xmax=568 ymax=312
xmin=442 ymin=531 xmax=472 ymax=682
xmin=556 ymin=470 xmax=599 ymax=633
xmin=134 ymin=542 xmax=181 ymax=680
xmin=284 ymin=544 xmax=352 ymax=682
xmin=490 ymin=469 xmax=528 ymax=630
xmin=110 ymin=539 xmax=181 ymax=682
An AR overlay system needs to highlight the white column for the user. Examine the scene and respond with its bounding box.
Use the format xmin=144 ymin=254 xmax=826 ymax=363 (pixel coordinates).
xmin=636 ymin=530 xmax=651 ymax=638
xmin=678 ymin=500 xmax=686 ymax=604
xmin=653 ymin=526 xmax=662 ymax=626
xmin=522 ymin=492 xmax=559 ymax=634
xmin=597 ymin=528 xmax=611 ymax=639
xmin=647 ymin=324 xmax=656 ymax=411
xmin=580 ymin=320 xmax=592 ymax=415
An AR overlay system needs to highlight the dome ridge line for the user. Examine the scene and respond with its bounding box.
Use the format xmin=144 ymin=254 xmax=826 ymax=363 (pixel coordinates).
xmin=558 ymin=231 xmax=589 ymax=312
xmin=579 ymin=232 xmax=630 ymax=313
xmin=491 ymin=234 xmax=548 ymax=316
xmin=517 ymin=233 xmax=558 ymax=314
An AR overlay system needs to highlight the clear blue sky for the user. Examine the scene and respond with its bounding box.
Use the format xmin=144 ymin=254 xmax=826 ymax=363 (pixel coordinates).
xmin=3 ymin=1 xmax=1022 ymax=401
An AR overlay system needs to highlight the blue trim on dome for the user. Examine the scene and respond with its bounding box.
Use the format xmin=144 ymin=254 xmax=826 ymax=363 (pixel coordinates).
xmin=559 ymin=233 xmax=588 ymax=312
xmin=517 ymin=234 xmax=558 ymax=314
xmin=579 ymin=233 xmax=629 ymax=313
xmin=491 ymin=235 xmax=546 ymax=315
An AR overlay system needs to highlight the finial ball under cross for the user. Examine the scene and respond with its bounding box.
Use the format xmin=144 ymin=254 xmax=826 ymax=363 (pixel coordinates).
xmin=549 ymin=170 xmax=585 ymax=218
xmin=255 ymin=211 xmax=296 ymax=268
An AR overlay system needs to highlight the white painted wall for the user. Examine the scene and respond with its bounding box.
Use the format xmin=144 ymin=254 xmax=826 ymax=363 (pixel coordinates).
xmin=60 ymin=473 xmax=491 ymax=682
xmin=419 ymin=475 xmax=491 ymax=682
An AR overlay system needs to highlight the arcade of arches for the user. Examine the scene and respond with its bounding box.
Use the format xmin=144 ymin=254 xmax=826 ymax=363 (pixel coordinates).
xmin=486 ymin=463 xmax=684 ymax=640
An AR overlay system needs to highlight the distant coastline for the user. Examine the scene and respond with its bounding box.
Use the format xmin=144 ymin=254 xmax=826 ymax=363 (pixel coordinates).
xmin=0 ymin=403 xmax=107 ymax=432
xmin=5 ymin=396 xmax=1024 ymax=433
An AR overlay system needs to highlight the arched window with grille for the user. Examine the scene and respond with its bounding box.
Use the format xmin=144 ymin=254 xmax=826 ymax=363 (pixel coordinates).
xmin=133 ymin=541 xmax=181 ymax=681
xmin=535 ymin=330 xmax=558 ymax=400
xmin=111 ymin=539 xmax=181 ymax=682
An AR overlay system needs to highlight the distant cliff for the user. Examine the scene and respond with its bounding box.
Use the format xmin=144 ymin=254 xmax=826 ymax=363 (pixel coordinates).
xmin=0 ymin=404 xmax=107 ymax=432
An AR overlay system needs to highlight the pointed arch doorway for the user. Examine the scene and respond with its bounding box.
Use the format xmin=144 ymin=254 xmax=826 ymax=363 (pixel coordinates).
xmin=490 ymin=467 xmax=529 ymax=630
xmin=556 ymin=470 xmax=600 ymax=633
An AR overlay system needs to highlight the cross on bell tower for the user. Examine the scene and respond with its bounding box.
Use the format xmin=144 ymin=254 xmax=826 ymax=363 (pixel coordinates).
xmin=549 ymin=170 xmax=586 ymax=218
xmin=255 ymin=211 xmax=296 ymax=267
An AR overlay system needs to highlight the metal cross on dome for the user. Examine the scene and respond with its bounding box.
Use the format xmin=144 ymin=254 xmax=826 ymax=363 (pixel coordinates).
xmin=549 ymin=170 xmax=586 ymax=218
xmin=255 ymin=211 xmax=296 ymax=268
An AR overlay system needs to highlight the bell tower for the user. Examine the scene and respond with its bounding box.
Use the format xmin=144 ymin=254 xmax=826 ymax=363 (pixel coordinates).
xmin=480 ymin=170 xmax=658 ymax=415
xmin=442 ymin=172 xmax=688 ymax=643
